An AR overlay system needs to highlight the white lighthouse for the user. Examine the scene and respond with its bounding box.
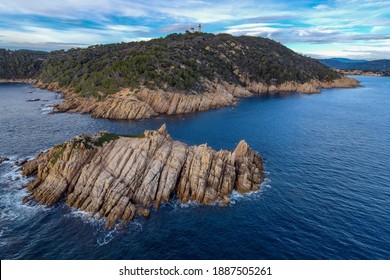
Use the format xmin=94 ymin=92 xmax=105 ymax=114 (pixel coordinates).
xmin=198 ymin=24 xmax=202 ymax=32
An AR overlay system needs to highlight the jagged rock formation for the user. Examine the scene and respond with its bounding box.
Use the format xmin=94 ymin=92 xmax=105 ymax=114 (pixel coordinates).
xmin=22 ymin=125 xmax=264 ymax=228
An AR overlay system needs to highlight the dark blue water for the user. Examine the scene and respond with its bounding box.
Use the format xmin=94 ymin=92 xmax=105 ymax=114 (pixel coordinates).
xmin=0 ymin=77 xmax=389 ymax=259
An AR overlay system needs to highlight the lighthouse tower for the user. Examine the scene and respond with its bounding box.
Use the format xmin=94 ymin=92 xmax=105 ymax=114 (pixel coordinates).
xmin=198 ymin=24 xmax=202 ymax=33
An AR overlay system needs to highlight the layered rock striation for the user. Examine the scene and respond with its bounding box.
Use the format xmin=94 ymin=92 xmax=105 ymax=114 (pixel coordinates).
xmin=22 ymin=125 xmax=264 ymax=228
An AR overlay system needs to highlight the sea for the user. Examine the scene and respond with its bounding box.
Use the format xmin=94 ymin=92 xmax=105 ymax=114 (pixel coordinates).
xmin=0 ymin=76 xmax=389 ymax=259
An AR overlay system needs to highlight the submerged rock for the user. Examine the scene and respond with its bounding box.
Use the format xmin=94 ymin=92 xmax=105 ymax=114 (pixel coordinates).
xmin=0 ymin=156 xmax=9 ymax=164
xmin=22 ymin=125 xmax=264 ymax=228
xmin=15 ymin=159 xmax=28 ymax=166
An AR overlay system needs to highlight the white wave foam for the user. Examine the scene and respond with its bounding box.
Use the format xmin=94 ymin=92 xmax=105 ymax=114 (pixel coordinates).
xmin=65 ymin=207 xmax=144 ymax=246
xmin=178 ymin=199 xmax=203 ymax=208
xmin=129 ymin=220 xmax=143 ymax=232
xmin=161 ymin=198 xmax=206 ymax=211
xmin=96 ymin=220 xmax=143 ymax=246
xmin=65 ymin=209 xmax=105 ymax=227
xmin=0 ymin=186 xmax=49 ymax=227
xmin=163 ymin=173 xmax=272 ymax=210
xmin=229 ymin=189 xmax=264 ymax=204
xmin=262 ymin=177 xmax=272 ymax=188
xmin=40 ymin=104 xmax=55 ymax=114
xmin=228 ymin=173 xmax=271 ymax=204
xmin=97 ymin=229 xmax=117 ymax=246
xmin=0 ymin=160 xmax=50 ymax=230
xmin=0 ymin=163 xmax=30 ymax=185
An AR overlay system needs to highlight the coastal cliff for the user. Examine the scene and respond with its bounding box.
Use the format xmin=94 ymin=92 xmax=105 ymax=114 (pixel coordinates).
xmin=22 ymin=125 xmax=264 ymax=228
xmin=44 ymin=76 xmax=358 ymax=120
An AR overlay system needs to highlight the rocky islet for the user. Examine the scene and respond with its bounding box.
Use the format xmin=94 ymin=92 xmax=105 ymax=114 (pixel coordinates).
xmin=22 ymin=125 xmax=264 ymax=228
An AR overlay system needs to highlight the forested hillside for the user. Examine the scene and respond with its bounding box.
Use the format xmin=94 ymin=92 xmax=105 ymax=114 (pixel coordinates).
xmin=1 ymin=33 xmax=341 ymax=97
xmin=0 ymin=49 xmax=47 ymax=79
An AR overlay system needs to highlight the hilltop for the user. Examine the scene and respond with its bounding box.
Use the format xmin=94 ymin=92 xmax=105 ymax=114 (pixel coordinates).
xmin=1 ymin=33 xmax=359 ymax=119
xmin=37 ymin=32 xmax=343 ymax=96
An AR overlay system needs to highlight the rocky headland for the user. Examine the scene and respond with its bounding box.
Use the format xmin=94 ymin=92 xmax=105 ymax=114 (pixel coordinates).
xmin=22 ymin=125 xmax=264 ymax=228
xmin=1 ymin=33 xmax=360 ymax=120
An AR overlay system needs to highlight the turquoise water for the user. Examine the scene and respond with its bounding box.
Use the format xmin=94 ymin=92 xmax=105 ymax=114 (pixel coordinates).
xmin=0 ymin=76 xmax=389 ymax=259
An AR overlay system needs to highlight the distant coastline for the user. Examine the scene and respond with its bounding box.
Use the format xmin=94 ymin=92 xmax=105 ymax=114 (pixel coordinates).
xmin=319 ymin=58 xmax=390 ymax=77
xmin=334 ymin=69 xmax=390 ymax=77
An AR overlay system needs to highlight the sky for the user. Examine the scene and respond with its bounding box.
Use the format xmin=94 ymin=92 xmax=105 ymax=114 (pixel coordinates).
xmin=0 ymin=0 xmax=389 ymax=60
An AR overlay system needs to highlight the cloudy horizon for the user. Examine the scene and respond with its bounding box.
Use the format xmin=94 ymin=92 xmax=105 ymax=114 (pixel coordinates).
xmin=0 ymin=0 xmax=389 ymax=60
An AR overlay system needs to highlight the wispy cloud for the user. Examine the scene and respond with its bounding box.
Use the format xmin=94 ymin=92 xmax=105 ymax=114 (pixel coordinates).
xmin=106 ymin=25 xmax=151 ymax=32
xmin=158 ymin=23 xmax=197 ymax=33
xmin=314 ymin=4 xmax=329 ymax=10
xmin=0 ymin=0 xmax=389 ymax=59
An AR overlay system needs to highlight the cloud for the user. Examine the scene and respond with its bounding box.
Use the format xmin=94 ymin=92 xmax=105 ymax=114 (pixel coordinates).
xmin=106 ymin=25 xmax=151 ymax=33
xmin=0 ymin=26 xmax=103 ymax=45
xmin=305 ymin=42 xmax=390 ymax=60
xmin=243 ymin=15 xmax=295 ymax=23
xmin=0 ymin=0 xmax=389 ymax=59
xmin=314 ymin=4 xmax=329 ymax=10
xmin=224 ymin=24 xmax=346 ymax=43
xmin=0 ymin=24 xmax=155 ymax=50
xmin=0 ymin=0 xmax=290 ymax=24
xmin=122 ymin=37 xmax=154 ymax=42
xmin=371 ymin=26 xmax=389 ymax=34
xmin=158 ymin=24 xmax=197 ymax=33
xmin=224 ymin=23 xmax=282 ymax=38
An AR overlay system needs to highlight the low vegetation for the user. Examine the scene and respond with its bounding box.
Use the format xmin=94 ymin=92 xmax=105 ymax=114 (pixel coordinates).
xmin=73 ymin=132 xmax=145 ymax=150
xmin=50 ymin=144 xmax=66 ymax=165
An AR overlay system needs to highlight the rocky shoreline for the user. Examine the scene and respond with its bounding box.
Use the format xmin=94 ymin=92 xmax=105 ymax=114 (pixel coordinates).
xmin=22 ymin=125 xmax=264 ymax=228
xmin=5 ymin=76 xmax=359 ymax=120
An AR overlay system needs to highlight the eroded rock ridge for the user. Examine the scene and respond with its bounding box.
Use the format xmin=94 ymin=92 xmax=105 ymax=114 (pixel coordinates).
xmin=23 ymin=125 xmax=264 ymax=228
